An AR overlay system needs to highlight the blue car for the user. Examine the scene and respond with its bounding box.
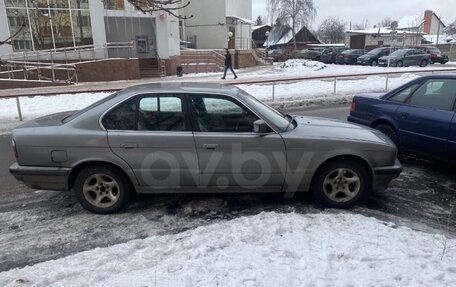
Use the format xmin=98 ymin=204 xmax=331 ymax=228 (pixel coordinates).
xmin=348 ymin=75 xmax=456 ymax=161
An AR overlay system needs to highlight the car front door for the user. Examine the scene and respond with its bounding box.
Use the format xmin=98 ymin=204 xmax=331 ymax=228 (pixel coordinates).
xmin=103 ymin=94 xmax=199 ymax=189
xmin=189 ymin=94 xmax=287 ymax=190
xmin=395 ymin=79 xmax=456 ymax=158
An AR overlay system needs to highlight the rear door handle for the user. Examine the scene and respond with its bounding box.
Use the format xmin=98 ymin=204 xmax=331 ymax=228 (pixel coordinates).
xmin=203 ymin=144 xmax=219 ymax=150
xmin=120 ymin=143 xmax=138 ymax=149
xmin=400 ymin=113 xmax=408 ymax=119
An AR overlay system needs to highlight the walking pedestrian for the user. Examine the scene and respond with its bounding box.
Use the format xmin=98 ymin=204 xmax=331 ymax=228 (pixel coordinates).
xmin=221 ymin=49 xmax=237 ymax=80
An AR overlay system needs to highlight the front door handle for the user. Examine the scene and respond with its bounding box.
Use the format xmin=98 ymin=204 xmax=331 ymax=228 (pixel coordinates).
xmin=203 ymin=144 xmax=219 ymax=150
xmin=120 ymin=143 xmax=138 ymax=149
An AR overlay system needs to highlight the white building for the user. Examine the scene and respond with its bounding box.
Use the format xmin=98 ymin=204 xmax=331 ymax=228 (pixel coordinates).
xmin=0 ymin=0 xmax=180 ymax=62
xmin=182 ymin=0 xmax=253 ymax=50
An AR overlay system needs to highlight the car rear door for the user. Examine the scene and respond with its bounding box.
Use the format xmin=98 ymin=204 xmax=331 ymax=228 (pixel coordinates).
xmin=103 ymin=93 xmax=199 ymax=188
xmin=395 ymin=79 xmax=456 ymax=158
xmin=448 ymin=112 xmax=456 ymax=162
xmin=189 ymin=94 xmax=286 ymax=190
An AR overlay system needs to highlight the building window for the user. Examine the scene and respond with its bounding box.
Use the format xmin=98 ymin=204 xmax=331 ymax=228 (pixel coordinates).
xmin=13 ymin=40 xmax=32 ymax=51
xmin=104 ymin=0 xmax=125 ymax=10
xmin=77 ymin=15 xmax=91 ymax=27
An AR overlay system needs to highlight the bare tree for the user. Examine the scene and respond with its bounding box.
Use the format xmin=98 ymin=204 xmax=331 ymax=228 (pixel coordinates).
xmin=445 ymin=19 xmax=456 ymax=36
xmin=0 ymin=20 xmax=26 ymax=46
xmin=352 ymin=19 xmax=369 ymax=30
xmin=381 ymin=17 xmax=393 ymax=27
xmin=125 ymin=0 xmax=192 ymax=19
xmin=318 ymin=17 xmax=346 ymax=44
xmin=267 ymin=0 xmax=316 ymax=49
xmin=255 ymin=16 xmax=264 ymax=26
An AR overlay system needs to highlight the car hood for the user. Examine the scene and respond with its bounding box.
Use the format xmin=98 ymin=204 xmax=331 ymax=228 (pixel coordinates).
xmin=14 ymin=110 xmax=77 ymax=129
xmin=287 ymin=116 xmax=392 ymax=145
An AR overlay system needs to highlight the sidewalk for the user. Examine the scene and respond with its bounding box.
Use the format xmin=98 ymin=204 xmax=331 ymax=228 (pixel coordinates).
xmin=0 ymin=65 xmax=272 ymax=98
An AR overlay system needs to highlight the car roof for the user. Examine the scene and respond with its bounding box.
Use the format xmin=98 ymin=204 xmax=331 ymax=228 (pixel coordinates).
xmin=117 ymin=82 xmax=241 ymax=98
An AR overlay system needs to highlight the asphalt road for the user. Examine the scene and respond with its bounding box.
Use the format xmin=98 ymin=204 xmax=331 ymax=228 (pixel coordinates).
xmin=1 ymin=104 xmax=455 ymax=272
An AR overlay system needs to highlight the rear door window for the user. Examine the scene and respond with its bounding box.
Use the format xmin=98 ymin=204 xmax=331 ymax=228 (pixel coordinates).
xmin=408 ymin=79 xmax=456 ymax=111
xmin=388 ymin=84 xmax=419 ymax=103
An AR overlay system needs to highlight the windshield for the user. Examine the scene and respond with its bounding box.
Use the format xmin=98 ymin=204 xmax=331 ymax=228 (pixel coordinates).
xmin=390 ymin=50 xmax=408 ymax=57
xmin=62 ymin=92 xmax=118 ymax=123
xmin=430 ymin=47 xmax=441 ymax=54
xmin=239 ymin=91 xmax=290 ymax=131
xmin=366 ymin=48 xmax=384 ymax=55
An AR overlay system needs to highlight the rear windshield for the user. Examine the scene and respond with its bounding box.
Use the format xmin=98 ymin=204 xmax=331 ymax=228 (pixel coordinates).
xmin=62 ymin=92 xmax=118 ymax=123
xmin=366 ymin=48 xmax=384 ymax=55
xmin=390 ymin=49 xmax=408 ymax=57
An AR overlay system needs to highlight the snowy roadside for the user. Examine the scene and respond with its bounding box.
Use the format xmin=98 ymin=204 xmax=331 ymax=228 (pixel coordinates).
xmin=0 ymin=212 xmax=455 ymax=287
xmin=0 ymin=72 xmax=418 ymax=135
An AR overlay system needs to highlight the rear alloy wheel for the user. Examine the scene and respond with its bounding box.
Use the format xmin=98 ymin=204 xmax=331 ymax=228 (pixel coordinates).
xmin=371 ymin=60 xmax=378 ymax=66
xmin=375 ymin=124 xmax=399 ymax=147
xmin=419 ymin=60 xmax=428 ymax=67
xmin=312 ymin=159 xmax=369 ymax=208
xmin=396 ymin=60 xmax=403 ymax=67
xmin=74 ymin=165 xmax=131 ymax=214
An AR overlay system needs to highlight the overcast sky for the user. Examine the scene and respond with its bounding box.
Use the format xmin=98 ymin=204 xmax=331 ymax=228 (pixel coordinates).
xmin=252 ymin=0 xmax=456 ymax=30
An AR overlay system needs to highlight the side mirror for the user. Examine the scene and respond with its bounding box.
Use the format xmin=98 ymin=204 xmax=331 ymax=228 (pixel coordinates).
xmin=253 ymin=120 xmax=270 ymax=134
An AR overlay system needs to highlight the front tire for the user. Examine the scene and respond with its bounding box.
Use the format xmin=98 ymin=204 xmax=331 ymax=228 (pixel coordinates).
xmin=396 ymin=60 xmax=403 ymax=67
xmin=419 ymin=59 xmax=428 ymax=67
xmin=312 ymin=159 xmax=370 ymax=208
xmin=74 ymin=165 xmax=131 ymax=214
xmin=371 ymin=60 xmax=378 ymax=66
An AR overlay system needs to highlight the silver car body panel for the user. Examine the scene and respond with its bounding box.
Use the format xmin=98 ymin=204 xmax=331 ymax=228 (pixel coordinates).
xmin=9 ymin=82 xmax=401 ymax=194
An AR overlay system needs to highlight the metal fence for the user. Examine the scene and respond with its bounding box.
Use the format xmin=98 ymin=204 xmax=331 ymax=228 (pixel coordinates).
xmin=2 ymin=67 xmax=456 ymax=121
xmin=0 ymin=42 xmax=135 ymax=84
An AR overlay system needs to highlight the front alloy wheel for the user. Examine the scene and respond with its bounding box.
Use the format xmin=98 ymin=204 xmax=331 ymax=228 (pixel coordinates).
xmin=312 ymin=159 xmax=369 ymax=208
xmin=74 ymin=165 xmax=131 ymax=214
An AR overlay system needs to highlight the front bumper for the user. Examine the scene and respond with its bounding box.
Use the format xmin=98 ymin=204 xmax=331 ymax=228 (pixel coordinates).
xmin=372 ymin=159 xmax=402 ymax=191
xmin=9 ymin=162 xmax=71 ymax=191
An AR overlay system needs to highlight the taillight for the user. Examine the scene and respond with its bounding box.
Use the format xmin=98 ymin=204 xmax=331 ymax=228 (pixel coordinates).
xmin=350 ymin=101 xmax=356 ymax=113
xmin=12 ymin=139 xmax=18 ymax=159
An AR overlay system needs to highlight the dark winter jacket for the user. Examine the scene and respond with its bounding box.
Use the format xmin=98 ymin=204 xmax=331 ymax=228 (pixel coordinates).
xmin=224 ymin=52 xmax=232 ymax=67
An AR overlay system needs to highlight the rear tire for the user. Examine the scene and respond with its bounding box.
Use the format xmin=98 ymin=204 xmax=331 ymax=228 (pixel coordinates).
xmin=74 ymin=165 xmax=131 ymax=214
xmin=375 ymin=124 xmax=399 ymax=148
xmin=312 ymin=159 xmax=370 ymax=208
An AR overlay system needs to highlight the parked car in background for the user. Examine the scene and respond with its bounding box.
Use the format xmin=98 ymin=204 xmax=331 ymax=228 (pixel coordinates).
xmin=291 ymin=47 xmax=325 ymax=60
xmin=319 ymin=47 xmax=349 ymax=64
xmin=412 ymin=46 xmax=449 ymax=64
xmin=267 ymin=48 xmax=288 ymax=61
xmin=357 ymin=47 xmax=397 ymax=66
xmin=9 ymin=83 xmax=401 ymax=213
xmin=348 ymin=75 xmax=456 ymax=162
xmin=335 ymin=49 xmax=366 ymax=65
xmin=378 ymin=48 xmax=430 ymax=67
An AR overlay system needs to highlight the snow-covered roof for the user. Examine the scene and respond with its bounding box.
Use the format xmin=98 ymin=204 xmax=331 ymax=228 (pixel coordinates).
xmin=423 ymin=34 xmax=456 ymax=44
xmin=252 ymin=24 xmax=271 ymax=31
xmin=226 ymin=15 xmax=254 ymax=25
xmin=346 ymin=27 xmax=422 ymax=35
xmin=397 ymin=14 xmax=424 ymax=29
xmin=263 ymin=25 xmax=293 ymax=47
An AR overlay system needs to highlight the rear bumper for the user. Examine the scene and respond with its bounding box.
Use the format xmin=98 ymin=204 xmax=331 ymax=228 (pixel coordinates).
xmin=372 ymin=159 xmax=402 ymax=191
xmin=9 ymin=162 xmax=71 ymax=191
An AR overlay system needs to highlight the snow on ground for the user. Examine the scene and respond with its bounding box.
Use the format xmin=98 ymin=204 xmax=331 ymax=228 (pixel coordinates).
xmin=0 ymin=212 xmax=455 ymax=287
xmin=0 ymin=72 xmax=419 ymax=134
